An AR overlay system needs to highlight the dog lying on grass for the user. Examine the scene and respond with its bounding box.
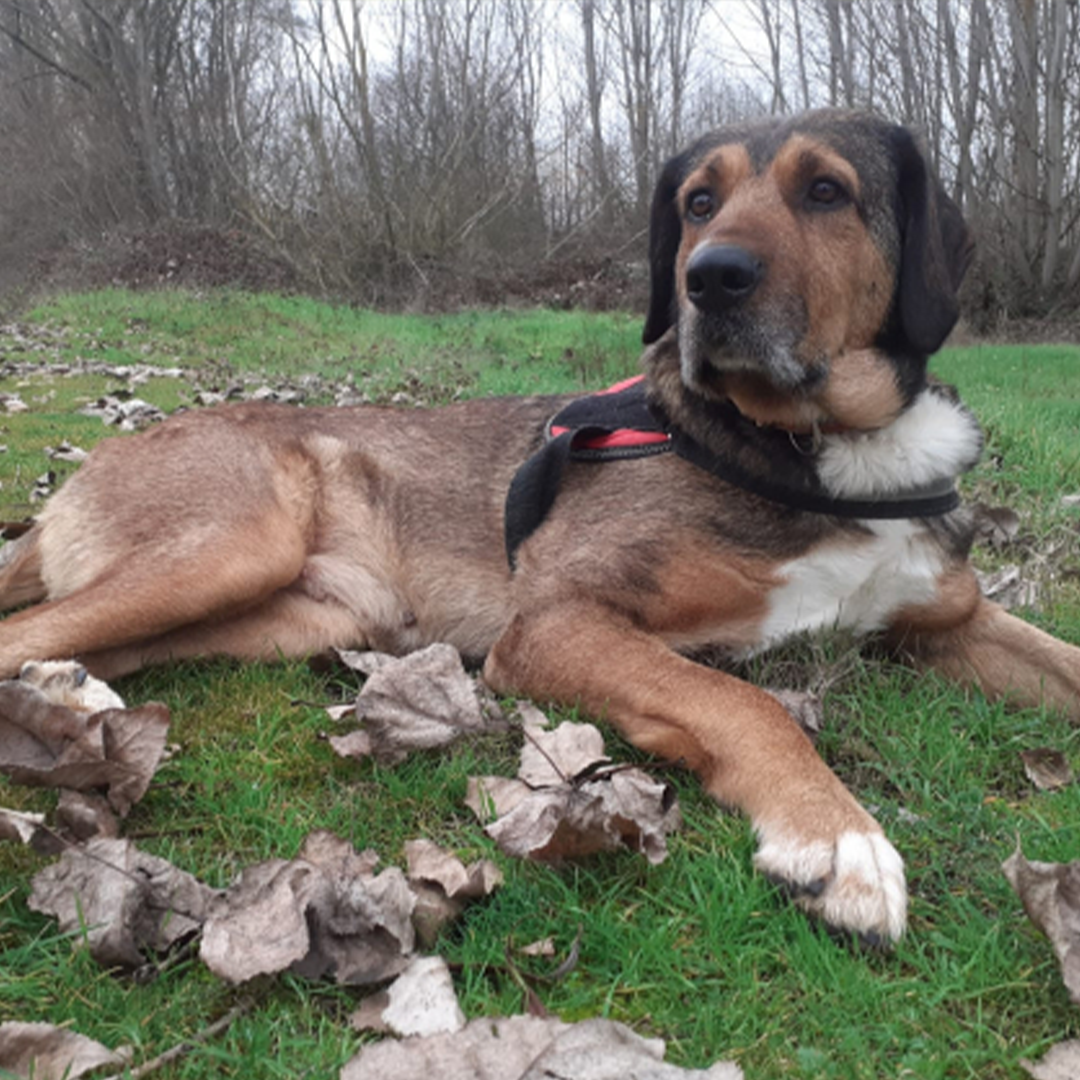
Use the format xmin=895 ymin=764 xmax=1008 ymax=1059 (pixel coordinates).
xmin=2 ymin=109 xmax=1079 ymax=946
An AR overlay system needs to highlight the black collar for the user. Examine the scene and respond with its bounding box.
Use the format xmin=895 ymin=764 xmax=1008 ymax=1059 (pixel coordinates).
xmin=504 ymin=377 xmax=961 ymax=567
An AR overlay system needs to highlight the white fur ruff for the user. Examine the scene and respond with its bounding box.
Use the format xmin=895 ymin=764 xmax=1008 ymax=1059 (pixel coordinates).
xmin=817 ymin=389 xmax=982 ymax=500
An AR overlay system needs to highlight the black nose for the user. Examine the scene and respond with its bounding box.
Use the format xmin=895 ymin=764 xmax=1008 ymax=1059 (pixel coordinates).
xmin=685 ymin=245 xmax=764 ymax=313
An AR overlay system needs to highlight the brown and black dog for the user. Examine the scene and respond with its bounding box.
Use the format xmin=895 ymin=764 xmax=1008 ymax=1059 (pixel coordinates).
xmin=2 ymin=110 xmax=1078 ymax=944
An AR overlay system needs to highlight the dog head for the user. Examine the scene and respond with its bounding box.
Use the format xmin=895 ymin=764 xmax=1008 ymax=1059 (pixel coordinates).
xmin=643 ymin=110 xmax=973 ymax=432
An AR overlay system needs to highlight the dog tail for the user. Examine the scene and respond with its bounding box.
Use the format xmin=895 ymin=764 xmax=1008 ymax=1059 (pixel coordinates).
xmin=0 ymin=527 xmax=46 ymax=612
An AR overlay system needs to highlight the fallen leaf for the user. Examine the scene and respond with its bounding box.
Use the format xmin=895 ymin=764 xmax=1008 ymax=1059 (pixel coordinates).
xmin=79 ymin=395 xmax=165 ymax=430
xmin=351 ymin=955 xmax=465 ymax=1038
xmin=44 ymin=440 xmax=89 ymax=464
xmin=0 ymin=806 xmax=45 ymax=845
xmin=468 ymin=717 xmax=680 ymax=866
xmin=1002 ymin=843 xmax=1080 ymax=1004
xmin=1022 ymin=1039 xmax=1080 ymax=1079
xmin=405 ymin=838 xmax=503 ymax=947
xmin=200 ymin=830 xmax=415 ymax=985
xmin=972 ymin=503 xmax=1022 ymax=548
xmin=1020 ymin=749 xmax=1075 ymax=792
xmin=331 ymin=644 xmax=497 ymax=765
xmin=765 ymin=687 xmax=824 ymax=739
xmin=975 ymin=564 xmax=1041 ymax=610
xmin=0 ymin=679 xmax=169 ymax=816
xmin=29 ymin=838 xmax=216 ymax=969
xmin=340 ymin=1014 xmax=743 ymax=1080
xmin=0 ymin=1021 xmax=130 ymax=1080
xmin=520 ymin=937 xmax=556 ymax=957
xmin=519 ymin=720 xmax=609 ymax=786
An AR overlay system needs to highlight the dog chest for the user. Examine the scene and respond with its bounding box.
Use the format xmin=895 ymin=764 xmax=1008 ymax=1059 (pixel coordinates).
xmin=756 ymin=518 xmax=945 ymax=646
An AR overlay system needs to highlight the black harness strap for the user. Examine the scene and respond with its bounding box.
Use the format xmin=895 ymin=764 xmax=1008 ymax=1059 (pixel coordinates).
xmin=504 ymin=379 xmax=961 ymax=567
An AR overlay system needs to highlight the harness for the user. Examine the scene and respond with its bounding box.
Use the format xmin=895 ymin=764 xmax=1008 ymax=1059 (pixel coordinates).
xmin=504 ymin=376 xmax=962 ymax=567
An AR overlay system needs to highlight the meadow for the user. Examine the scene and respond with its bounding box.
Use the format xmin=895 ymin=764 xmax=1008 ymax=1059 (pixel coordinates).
xmin=1 ymin=288 xmax=1079 ymax=1079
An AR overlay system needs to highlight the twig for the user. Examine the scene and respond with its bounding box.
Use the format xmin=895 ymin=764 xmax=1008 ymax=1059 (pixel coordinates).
xmin=99 ymin=997 xmax=254 ymax=1080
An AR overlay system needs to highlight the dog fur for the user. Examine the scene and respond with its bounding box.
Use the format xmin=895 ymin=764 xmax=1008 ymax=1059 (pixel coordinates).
xmin=2 ymin=109 xmax=1079 ymax=944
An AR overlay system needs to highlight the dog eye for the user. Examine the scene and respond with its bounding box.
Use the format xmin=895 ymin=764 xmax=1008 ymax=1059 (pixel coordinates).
xmin=807 ymin=178 xmax=847 ymax=207
xmin=686 ymin=190 xmax=716 ymax=221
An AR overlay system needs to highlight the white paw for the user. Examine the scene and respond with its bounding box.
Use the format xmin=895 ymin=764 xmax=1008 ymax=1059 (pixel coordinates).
xmin=754 ymin=827 xmax=907 ymax=946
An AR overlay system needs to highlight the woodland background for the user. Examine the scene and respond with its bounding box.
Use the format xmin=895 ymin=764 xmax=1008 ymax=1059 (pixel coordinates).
xmin=1 ymin=0 xmax=1078 ymax=331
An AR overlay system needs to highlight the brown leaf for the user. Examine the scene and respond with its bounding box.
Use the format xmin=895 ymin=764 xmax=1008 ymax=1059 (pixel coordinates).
xmin=469 ymin=767 xmax=680 ymax=865
xmin=1022 ymin=1039 xmax=1080 ymax=1079
xmin=200 ymin=830 xmax=414 ymax=985
xmin=331 ymin=644 xmax=494 ymax=765
xmin=1020 ymin=749 xmax=1075 ymax=792
xmin=972 ymin=503 xmax=1022 ymax=548
xmin=340 ymin=1014 xmax=744 ymax=1080
xmin=764 ymin=687 xmax=824 ymax=739
xmin=0 ymin=679 xmax=170 ymax=815
xmin=519 ymin=721 xmax=608 ymax=786
xmin=1002 ymin=844 xmax=1080 ymax=1004
xmin=350 ymin=956 xmax=465 ymax=1038
xmin=0 ymin=806 xmax=46 ymax=846
xmin=29 ymin=838 xmax=216 ymax=969
xmin=0 ymin=1021 xmax=130 ymax=1080
xmin=404 ymin=838 xmax=503 ymax=947
xmin=975 ymin=565 xmax=1041 ymax=611
xmin=55 ymin=789 xmax=120 ymax=842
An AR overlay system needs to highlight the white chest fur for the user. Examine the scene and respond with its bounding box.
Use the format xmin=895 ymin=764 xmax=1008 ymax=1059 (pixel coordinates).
xmin=757 ymin=519 xmax=944 ymax=647
xmin=751 ymin=386 xmax=980 ymax=649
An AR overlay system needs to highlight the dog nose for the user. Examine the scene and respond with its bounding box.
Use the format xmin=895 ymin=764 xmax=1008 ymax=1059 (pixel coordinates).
xmin=685 ymin=245 xmax=763 ymax=312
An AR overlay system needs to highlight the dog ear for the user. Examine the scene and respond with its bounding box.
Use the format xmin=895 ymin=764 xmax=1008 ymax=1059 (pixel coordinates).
xmin=893 ymin=126 xmax=975 ymax=356
xmin=642 ymin=151 xmax=690 ymax=345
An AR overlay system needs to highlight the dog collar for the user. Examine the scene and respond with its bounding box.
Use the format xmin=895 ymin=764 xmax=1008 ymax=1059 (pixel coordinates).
xmin=504 ymin=376 xmax=962 ymax=566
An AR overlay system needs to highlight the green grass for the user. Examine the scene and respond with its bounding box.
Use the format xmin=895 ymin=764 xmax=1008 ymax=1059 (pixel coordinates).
xmin=2 ymin=290 xmax=1080 ymax=1078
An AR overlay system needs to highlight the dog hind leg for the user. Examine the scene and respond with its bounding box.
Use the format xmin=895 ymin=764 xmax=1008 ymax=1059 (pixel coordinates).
xmin=79 ymin=586 xmax=365 ymax=680
xmin=0 ymin=529 xmax=47 ymax=612
xmin=0 ymin=510 xmax=310 ymax=679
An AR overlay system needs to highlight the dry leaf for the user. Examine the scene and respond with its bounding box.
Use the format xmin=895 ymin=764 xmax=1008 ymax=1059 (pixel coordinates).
xmin=519 ymin=720 xmax=608 ymax=786
xmin=0 ymin=679 xmax=169 ymax=816
xmin=478 ymin=773 xmax=679 ymax=864
xmin=56 ymin=789 xmax=120 ymax=842
xmin=972 ymin=503 xmax=1022 ymax=549
xmin=764 ymin=688 xmax=824 ymax=739
xmin=0 ymin=1021 xmax=130 ymax=1080
xmin=1022 ymin=1039 xmax=1080 ymax=1079
xmin=468 ymin=718 xmax=680 ymax=866
xmin=404 ymin=838 xmax=503 ymax=947
xmin=0 ymin=806 xmax=45 ymax=846
xmin=1002 ymin=844 xmax=1080 ymax=1004
xmin=200 ymin=830 xmax=415 ymax=985
xmin=331 ymin=644 xmax=495 ymax=765
xmin=1020 ymin=749 xmax=1075 ymax=792
xmin=29 ymin=838 xmax=216 ymax=969
xmin=520 ymin=937 xmax=556 ymax=957
xmin=351 ymin=956 xmax=466 ymax=1038
xmin=340 ymin=1014 xmax=743 ymax=1080
xmin=975 ymin=565 xmax=1041 ymax=611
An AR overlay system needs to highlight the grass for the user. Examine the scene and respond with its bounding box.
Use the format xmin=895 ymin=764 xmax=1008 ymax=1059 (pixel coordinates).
xmin=1 ymin=288 xmax=1080 ymax=1078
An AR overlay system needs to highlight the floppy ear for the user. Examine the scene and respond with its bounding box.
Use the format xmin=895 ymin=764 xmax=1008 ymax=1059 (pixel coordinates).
xmin=892 ymin=126 xmax=974 ymax=356
xmin=642 ymin=152 xmax=689 ymax=345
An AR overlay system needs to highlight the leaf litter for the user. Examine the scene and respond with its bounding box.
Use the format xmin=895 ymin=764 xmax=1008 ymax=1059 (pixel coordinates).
xmin=0 ymin=1022 xmax=131 ymax=1080
xmin=6 ymin=643 xmax=727 ymax=1076
xmin=1002 ymin=843 xmax=1080 ymax=1006
xmin=466 ymin=714 xmax=681 ymax=865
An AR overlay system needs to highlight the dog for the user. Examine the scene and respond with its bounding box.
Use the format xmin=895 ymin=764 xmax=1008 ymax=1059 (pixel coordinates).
xmin=2 ymin=109 xmax=1078 ymax=946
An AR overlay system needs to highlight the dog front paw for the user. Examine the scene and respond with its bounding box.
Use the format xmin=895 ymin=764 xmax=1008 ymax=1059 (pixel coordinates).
xmin=753 ymin=826 xmax=907 ymax=946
